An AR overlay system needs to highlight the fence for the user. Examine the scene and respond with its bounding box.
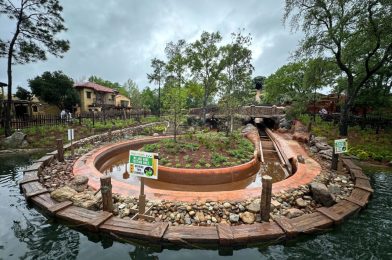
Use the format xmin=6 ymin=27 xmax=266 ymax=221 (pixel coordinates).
xmin=9 ymin=109 xmax=151 ymax=129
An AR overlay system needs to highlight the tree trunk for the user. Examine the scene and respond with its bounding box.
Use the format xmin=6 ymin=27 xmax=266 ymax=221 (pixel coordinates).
xmin=158 ymin=80 xmax=161 ymax=118
xmin=339 ymin=102 xmax=349 ymax=137
xmin=202 ymin=86 xmax=208 ymax=123
xmin=5 ymin=54 xmax=13 ymax=137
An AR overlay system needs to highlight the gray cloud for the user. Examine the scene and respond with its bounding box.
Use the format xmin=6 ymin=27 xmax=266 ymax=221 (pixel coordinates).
xmin=0 ymin=0 xmax=301 ymax=91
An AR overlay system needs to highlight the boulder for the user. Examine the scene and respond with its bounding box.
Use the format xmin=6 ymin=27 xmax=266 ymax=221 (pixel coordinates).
xmin=310 ymin=182 xmax=335 ymax=207
xmin=246 ymin=200 xmax=260 ymax=213
xmin=285 ymin=208 xmax=304 ymax=219
xmin=318 ymin=149 xmax=333 ymax=160
xmin=50 ymin=186 xmax=77 ymax=202
xmin=71 ymin=192 xmax=100 ymax=210
xmin=310 ymin=146 xmax=319 ymax=153
xmin=295 ymin=198 xmax=307 ymax=207
xmin=315 ymin=142 xmax=332 ymax=151
xmin=223 ymin=202 xmax=232 ymax=208
xmin=240 ymin=211 xmax=255 ymax=224
xmin=195 ymin=211 xmax=205 ymax=222
xmin=229 ymin=213 xmax=240 ymax=223
xmin=2 ymin=131 xmax=27 ymax=149
xmin=70 ymin=176 xmax=89 ymax=192
xmin=314 ymin=136 xmax=328 ymax=143
xmin=152 ymin=133 xmax=159 ymax=137
xmin=271 ymin=199 xmax=281 ymax=210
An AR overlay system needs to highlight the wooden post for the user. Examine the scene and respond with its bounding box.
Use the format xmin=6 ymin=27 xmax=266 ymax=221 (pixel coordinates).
xmin=331 ymin=142 xmax=338 ymax=170
xmin=92 ymin=111 xmax=95 ymax=127
xmin=56 ymin=139 xmax=64 ymax=162
xmin=100 ymin=176 xmax=113 ymax=212
xmin=139 ymin=178 xmax=146 ymax=214
xmin=260 ymin=175 xmax=272 ymax=222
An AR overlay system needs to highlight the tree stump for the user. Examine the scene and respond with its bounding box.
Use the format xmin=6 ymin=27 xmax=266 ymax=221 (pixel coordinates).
xmin=56 ymin=139 xmax=64 ymax=162
xmin=100 ymin=176 xmax=113 ymax=212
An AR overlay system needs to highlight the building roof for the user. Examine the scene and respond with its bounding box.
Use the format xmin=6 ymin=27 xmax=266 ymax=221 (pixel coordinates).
xmin=0 ymin=82 xmax=7 ymax=87
xmin=74 ymin=81 xmax=114 ymax=93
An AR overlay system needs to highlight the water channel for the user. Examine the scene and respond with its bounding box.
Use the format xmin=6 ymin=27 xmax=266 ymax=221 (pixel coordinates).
xmin=1 ymin=153 xmax=391 ymax=259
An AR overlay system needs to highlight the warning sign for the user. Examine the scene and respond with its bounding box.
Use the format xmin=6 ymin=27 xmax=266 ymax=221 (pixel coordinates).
xmin=129 ymin=150 xmax=159 ymax=179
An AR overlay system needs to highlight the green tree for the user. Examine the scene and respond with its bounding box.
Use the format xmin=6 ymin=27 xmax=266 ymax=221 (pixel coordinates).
xmin=1 ymin=0 xmax=70 ymax=136
xmin=284 ymin=0 xmax=392 ymax=136
xmin=164 ymin=39 xmax=189 ymax=141
xmin=187 ymin=31 xmax=223 ymax=122
xmin=15 ymin=86 xmax=32 ymax=101
xmin=126 ymin=80 xmax=142 ymax=110
xmin=141 ymin=87 xmax=159 ymax=115
xmin=147 ymin=58 xmax=166 ymax=117
xmin=219 ymin=31 xmax=254 ymax=135
xmin=184 ymin=81 xmax=205 ymax=108
xmin=29 ymin=71 xmax=79 ymax=111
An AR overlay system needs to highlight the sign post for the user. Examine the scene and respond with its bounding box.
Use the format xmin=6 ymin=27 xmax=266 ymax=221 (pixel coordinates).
xmin=331 ymin=138 xmax=348 ymax=171
xmin=128 ymin=150 xmax=158 ymax=220
xmin=67 ymin=129 xmax=75 ymax=157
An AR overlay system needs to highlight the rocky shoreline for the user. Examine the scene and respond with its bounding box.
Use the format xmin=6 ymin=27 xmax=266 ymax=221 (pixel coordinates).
xmin=40 ymin=131 xmax=355 ymax=227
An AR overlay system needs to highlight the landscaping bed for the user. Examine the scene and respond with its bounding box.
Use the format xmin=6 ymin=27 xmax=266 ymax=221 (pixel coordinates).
xmin=141 ymin=132 xmax=254 ymax=168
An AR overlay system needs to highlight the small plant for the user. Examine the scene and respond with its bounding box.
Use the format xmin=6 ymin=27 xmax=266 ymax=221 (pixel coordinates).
xmin=199 ymin=158 xmax=206 ymax=166
xmin=205 ymin=163 xmax=211 ymax=168
xmin=195 ymin=164 xmax=201 ymax=169
xmin=185 ymin=163 xmax=192 ymax=168
xmin=175 ymin=163 xmax=182 ymax=168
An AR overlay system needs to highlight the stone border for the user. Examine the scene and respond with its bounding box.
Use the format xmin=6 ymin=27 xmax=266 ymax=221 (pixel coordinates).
xmin=20 ymin=150 xmax=372 ymax=246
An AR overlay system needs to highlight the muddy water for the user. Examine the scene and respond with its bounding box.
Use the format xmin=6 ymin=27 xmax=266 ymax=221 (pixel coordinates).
xmin=100 ymin=151 xmax=286 ymax=192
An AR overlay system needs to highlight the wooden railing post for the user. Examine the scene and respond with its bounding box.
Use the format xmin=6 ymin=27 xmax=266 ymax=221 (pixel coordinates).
xmin=260 ymin=175 xmax=272 ymax=222
xmin=56 ymin=139 xmax=64 ymax=162
xmin=100 ymin=176 xmax=113 ymax=212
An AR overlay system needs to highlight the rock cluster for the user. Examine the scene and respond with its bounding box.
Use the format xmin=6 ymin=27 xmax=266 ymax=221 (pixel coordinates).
xmin=309 ymin=136 xmax=333 ymax=160
xmin=39 ymin=160 xmax=74 ymax=191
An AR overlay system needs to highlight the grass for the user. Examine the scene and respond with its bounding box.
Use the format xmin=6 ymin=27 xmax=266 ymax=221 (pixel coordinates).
xmin=299 ymin=114 xmax=392 ymax=163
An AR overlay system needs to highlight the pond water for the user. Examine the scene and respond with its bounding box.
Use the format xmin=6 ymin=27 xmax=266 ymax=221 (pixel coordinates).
xmin=100 ymin=152 xmax=286 ymax=192
xmin=1 ymin=153 xmax=391 ymax=259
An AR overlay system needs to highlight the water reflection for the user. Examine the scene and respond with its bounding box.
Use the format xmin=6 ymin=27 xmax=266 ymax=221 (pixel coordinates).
xmin=1 ymin=154 xmax=392 ymax=259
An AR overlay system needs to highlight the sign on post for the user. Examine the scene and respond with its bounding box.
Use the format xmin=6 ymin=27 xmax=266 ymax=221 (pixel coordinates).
xmin=334 ymin=138 xmax=348 ymax=154
xmin=129 ymin=150 xmax=159 ymax=179
xmin=67 ymin=129 xmax=74 ymax=141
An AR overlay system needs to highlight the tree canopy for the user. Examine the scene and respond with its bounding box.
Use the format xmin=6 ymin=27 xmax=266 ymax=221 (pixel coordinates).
xmin=1 ymin=0 xmax=69 ymax=136
xmin=88 ymin=76 xmax=128 ymax=96
xmin=15 ymin=86 xmax=32 ymax=101
xmin=284 ymin=0 xmax=392 ymax=135
xmin=29 ymin=71 xmax=79 ymax=111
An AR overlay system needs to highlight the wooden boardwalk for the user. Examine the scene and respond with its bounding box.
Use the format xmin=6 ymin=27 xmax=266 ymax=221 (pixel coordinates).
xmin=19 ymin=138 xmax=372 ymax=246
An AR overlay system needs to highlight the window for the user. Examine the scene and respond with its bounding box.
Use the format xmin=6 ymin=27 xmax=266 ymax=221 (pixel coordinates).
xmin=120 ymin=100 xmax=129 ymax=107
xmin=111 ymin=95 xmax=115 ymax=100
xmin=86 ymin=91 xmax=92 ymax=99
xmin=32 ymin=106 xmax=38 ymax=112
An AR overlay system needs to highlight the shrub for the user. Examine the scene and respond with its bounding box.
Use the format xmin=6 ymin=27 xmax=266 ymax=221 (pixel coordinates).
xmin=205 ymin=163 xmax=211 ymax=168
xmin=195 ymin=164 xmax=201 ymax=169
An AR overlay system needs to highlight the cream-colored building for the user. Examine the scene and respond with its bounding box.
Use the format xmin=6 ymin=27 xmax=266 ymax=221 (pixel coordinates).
xmin=115 ymin=94 xmax=131 ymax=108
xmin=74 ymin=82 xmax=116 ymax=113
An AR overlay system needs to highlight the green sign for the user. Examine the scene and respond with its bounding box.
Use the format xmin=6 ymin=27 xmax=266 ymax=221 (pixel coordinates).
xmin=129 ymin=150 xmax=158 ymax=179
xmin=334 ymin=138 xmax=348 ymax=154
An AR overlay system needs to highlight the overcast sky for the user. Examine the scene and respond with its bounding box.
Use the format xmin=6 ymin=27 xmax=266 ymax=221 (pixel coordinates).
xmin=0 ymin=0 xmax=302 ymax=92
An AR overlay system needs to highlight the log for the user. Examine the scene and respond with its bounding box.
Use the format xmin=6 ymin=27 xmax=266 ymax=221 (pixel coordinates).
xmin=100 ymin=176 xmax=113 ymax=212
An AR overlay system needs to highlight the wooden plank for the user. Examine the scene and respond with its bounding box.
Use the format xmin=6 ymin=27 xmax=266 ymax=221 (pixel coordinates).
xmin=47 ymin=201 xmax=73 ymax=214
xmin=89 ymin=211 xmax=113 ymax=229
xmin=21 ymin=181 xmax=48 ymax=199
xmin=316 ymin=207 xmax=342 ymax=223
xmin=36 ymin=155 xmax=54 ymax=166
xmin=31 ymin=193 xmax=57 ymax=209
xmin=163 ymin=226 xmax=219 ymax=244
xmin=342 ymin=158 xmax=361 ymax=171
xmin=149 ymin=222 xmax=169 ymax=240
xmin=19 ymin=171 xmax=39 ymax=186
xmin=56 ymin=206 xmax=114 ymax=231
xmin=217 ymin=224 xmax=234 ymax=246
xmin=231 ymin=222 xmax=285 ymax=244
xmin=100 ymin=217 xmax=165 ymax=241
xmin=325 ymin=200 xmax=361 ymax=223
xmin=273 ymin=217 xmax=298 ymax=237
xmin=23 ymin=162 xmax=43 ymax=173
xmin=286 ymin=212 xmax=333 ymax=234
xmin=344 ymin=188 xmax=371 ymax=207
xmin=355 ymin=178 xmax=373 ymax=193
xmin=350 ymin=168 xmax=369 ymax=180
